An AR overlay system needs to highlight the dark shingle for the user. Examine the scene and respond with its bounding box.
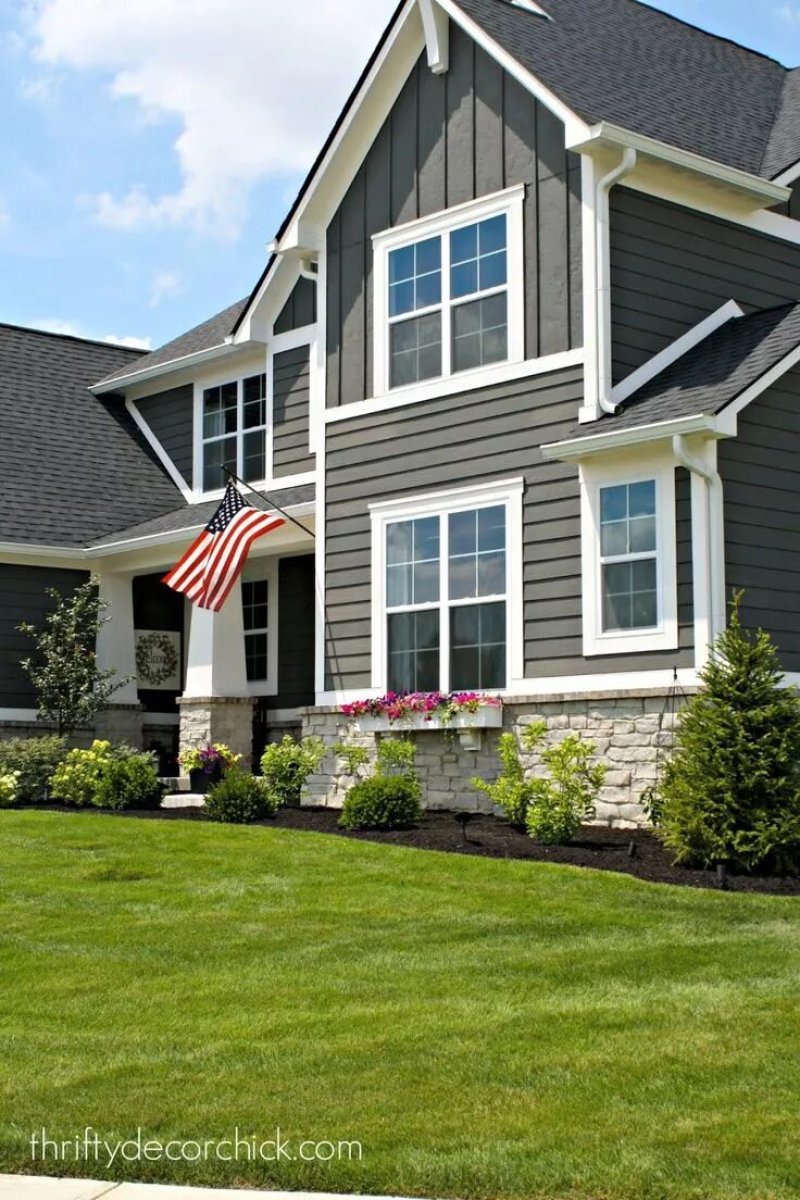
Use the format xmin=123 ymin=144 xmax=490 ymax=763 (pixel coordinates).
xmin=98 ymin=297 xmax=248 ymax=387
xmin=0 ymin=325 xmax=183 ymax=546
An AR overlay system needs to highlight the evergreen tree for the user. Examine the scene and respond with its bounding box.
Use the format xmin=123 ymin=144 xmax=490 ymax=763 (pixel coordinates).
xmin=658 ymin=593 xmax=800 ymax=873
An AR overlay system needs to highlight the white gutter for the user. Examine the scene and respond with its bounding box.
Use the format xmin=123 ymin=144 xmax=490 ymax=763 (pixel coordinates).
xmin=672 ymin=435 xmax=726 ymax=652
xmin=595 ymin=148 xmax=638 ymax=417
xmin=542 ymin=413 xmax=716 ymax=461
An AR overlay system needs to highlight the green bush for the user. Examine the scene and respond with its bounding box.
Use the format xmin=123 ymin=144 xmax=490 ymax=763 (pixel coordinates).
xmin=94 ymin=755 xmax=164 ymax=811
xmin=0 ymin=736 xmax=67 ymax=802
xmin=206 ymin=771 xmax=277 ymax=824
xmin=474 ymin=721 xmax=605 ymax=844
xmin=657 ymin=595 xmax=800 ymax=874
xmin=339 ymin=775 xmax=422 ymax=830
xmin=259 ymin=735 xmax=325 ymax=808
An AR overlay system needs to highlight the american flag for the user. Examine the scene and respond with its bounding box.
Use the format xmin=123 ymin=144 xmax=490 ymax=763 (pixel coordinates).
xmin=163 ymin=483 xmax=285 ymax=612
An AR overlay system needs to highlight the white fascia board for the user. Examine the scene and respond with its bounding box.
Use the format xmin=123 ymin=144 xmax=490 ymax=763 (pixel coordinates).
xmin=419 ymin=0 xmax=449 ymax=73
xmin=0 ymin=542 xmax=88 ymax=564
xmin=88 ymin=503 xmax=316 ymax=558
xmin=569 ymin=123 xmax=791 ymax=209
xmin=90 ymin=342 xmax=248 ymax=396
xmin=772 ymin=160 xmax=800 ymax=187
xmin=611 ymin=300 xmax=744 ymax=408
xmin=542 ymin=414 xmax=717 ymax=461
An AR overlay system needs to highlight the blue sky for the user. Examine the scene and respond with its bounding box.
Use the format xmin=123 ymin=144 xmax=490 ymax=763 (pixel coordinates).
xmin=1 ymin=0 xmax=800 ymax=352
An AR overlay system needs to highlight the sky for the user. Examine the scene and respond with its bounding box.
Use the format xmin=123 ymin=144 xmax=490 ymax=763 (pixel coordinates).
xmin=1 ymin=0 xmax=800 ymax=353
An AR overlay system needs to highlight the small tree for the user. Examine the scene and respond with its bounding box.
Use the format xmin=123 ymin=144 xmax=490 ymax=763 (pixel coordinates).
xmin=657 ymin=593 xmax=800 ymax=873
xmin=18 ymin=578 xmax=129 ymax=736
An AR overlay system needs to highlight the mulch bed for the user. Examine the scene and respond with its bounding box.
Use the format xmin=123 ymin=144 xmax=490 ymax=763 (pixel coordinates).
xmin=15 ymin=801 xmax=800 ymax=895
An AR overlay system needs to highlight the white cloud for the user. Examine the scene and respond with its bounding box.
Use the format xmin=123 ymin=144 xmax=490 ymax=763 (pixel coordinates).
xmin=150 ymin=269 xmax=183 ymax=307
xmin=778 ymin=3 xmax=800 ymax=21
xmin=25 ymin=0 xmax=396 ymax=239
xmin=32 ymin=316 xmax=152 ymax=348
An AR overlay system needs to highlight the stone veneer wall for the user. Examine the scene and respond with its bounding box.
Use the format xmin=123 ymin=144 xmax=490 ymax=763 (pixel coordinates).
xmin=178 ymin=696 xmax=255 ymax=770
xmin=301 ymin=690 xmax=691 ymax=829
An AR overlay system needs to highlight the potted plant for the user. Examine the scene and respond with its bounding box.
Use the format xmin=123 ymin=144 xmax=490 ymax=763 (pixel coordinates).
xmin=179 ymin=743 xmax=241 ymax=794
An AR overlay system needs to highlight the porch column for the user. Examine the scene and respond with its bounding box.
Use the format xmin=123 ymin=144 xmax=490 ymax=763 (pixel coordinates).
xmin=178 ymin=580 xmax=254 ymax=768
xmin=94 ymin=571 xmax=144 ymax=746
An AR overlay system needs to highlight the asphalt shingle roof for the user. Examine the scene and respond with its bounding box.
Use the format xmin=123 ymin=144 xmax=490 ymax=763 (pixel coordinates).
xmin=98 ymin=297 xmax=248 ymax=386
xmin=457 ymin=0 xmax=799 ymax=179
xmin=91 ymin=484 xmax=316 ymax=548
xmin=0 ymin=325 xmax=184 ymax=546
xmin=583 ymin=303 xmax=800 ymax=436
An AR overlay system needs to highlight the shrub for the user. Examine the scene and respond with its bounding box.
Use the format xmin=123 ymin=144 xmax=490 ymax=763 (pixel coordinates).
xmin=205 ymin=772 xmax=277 ymax=824
xmin=94 ymin=755 xmax=164 ymax=811
xmin=0 ymin=736 xmax=67 ymax=802
xmin=474 ymin=721 xmax=605 ymax=844
xmin=657 ymin=595 xmax=800 ymax=874
xmin=259 ymin=735 xmax=325 ymax=808
xmin=0 ymin=771 xmax=21 ymax=807
xmin=334 ymin=742 xmax=371 ymax=776
xmin=339 ymin=775 xmax=422 ymax=830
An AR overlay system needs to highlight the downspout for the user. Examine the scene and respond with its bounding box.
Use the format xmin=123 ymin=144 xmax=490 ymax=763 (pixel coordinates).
xmin=672 ymin=435 xmax=725 ymax=651
xmin=595 ymin=148 xmax=637 ymax=415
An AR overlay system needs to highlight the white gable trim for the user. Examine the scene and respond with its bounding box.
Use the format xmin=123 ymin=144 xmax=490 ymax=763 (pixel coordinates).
xmin=419 ymin=0 xmax=449 ymax=73
xmin=772 ymin=160 xmax=800 ymax=188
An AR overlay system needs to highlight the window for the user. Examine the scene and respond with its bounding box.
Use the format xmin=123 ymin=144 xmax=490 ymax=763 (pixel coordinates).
xmin=374 ymin=187 xmax=524 ymax=396
xmin=580 ymin=459 xmax=678 ymax=657
xmin=242 ymin=578 xmax=269 ymax=682
xmin=202 ymin=373 xmax=266 ymax=493
xmin=372 ymin=481 xmax=523 ymax=694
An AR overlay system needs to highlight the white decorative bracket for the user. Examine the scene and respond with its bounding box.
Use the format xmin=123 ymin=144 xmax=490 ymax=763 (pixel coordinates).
xmin=419 ymin=0 xmax=449 ymax=74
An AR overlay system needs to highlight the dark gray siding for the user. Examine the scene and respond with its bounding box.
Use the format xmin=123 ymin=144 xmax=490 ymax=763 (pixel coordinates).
xmin=136 ymin=384 xmax=194 ymax=487
xmin=268 ymin=555 xmax=315 ymax=710
xmin=324 ymin=369 xmax=693 ymax=689
xmin=274 ymin=277 xmax=317 ymax=334
xmin=0 ymin=565 xmax=90 ymax=707
xmin=273 ymin=347 xmax=315 ymax=478
xmin=610 ymin=189 xmax=800 ymax=382
xmin=719 ymin=368 xmax=800 ymax=671
xmin=326 ymin=24 xmax=582 ymax=407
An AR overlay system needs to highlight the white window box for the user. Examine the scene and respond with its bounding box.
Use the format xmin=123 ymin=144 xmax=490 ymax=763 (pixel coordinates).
xmin=352 ymin=703 xmax=503 ymax=750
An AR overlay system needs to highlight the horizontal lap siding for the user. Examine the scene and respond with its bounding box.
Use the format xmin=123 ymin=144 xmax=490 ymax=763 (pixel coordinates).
xmin=273 ymin=348 xmax=314 ymax=479
xmin=720 ymin=369 xmax=800 ymax=669
xmin=611 ymin=190 xmax=800 ymax=382
xmin=0 ymin=565 xmax=90 ymax=707
xmin=324 ymin=369 xmax=693 ymax=690
xmin=326 ymin=24 xmax=582 ymax=407
xmin=136 ymin=384 xmax=194 ymax=487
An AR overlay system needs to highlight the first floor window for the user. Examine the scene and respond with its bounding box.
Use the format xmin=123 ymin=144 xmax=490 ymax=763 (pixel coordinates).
xmin=242 ymin=579 xmax=269 ymax=682
xmin=599 ymin=480 xmax=658 ymax=631
xmin=384 ymin=503 xmax=508 ymax=693
xmin=202 ymin=373 xmax=266 ymax=492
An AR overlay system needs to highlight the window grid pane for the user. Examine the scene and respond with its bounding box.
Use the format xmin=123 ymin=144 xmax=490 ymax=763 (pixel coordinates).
xmin=388 ymin=610 xmax=440 ymax=693
xmin=448 ymin=505 xmax=506 ymax=600
xmin=599 ymin=482 xmax=658 ymax=633
xmin=452 ymin=293 xmax=508 ymax=374
xmin=386 ymin=517 xmax=440 ymax=608
xmin=242 ymin=580 xmax=269 ymax=682
xmin=450 ymin=215 xmax=507 ymax=300
xmin=389 ymin=237 xmax=442 ymax=318
xmin=450 ymin=602 xmax=506 ymax=691
xmin=390 ymin=313 xmax=442 ymax=388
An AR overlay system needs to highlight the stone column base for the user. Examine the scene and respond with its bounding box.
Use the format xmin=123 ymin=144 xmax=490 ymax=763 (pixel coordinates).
xmin=178 ymin=696 xmax=255 ymax=770
xmin=94 ymin=704 xmax=145 ymax=748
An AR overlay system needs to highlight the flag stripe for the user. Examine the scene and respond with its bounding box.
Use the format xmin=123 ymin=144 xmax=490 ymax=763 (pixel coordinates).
xmin=202 ymin=516 xmax=284 ymax=611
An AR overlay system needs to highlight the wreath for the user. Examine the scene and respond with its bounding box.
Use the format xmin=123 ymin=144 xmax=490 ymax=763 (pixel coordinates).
xmin=136 ymin=632 xmax=179 ymax=686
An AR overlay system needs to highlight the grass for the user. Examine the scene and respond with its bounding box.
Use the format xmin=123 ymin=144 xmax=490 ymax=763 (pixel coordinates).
xmin=0 ymin=811 xmax=799 ymax=1200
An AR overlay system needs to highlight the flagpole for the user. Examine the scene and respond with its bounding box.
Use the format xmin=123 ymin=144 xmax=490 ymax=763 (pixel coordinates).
xmin=221 ymin=467 xmax=315 ymax=540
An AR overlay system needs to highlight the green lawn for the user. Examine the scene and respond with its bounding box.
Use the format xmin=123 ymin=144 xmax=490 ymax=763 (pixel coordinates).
xmin=1 ymin=812 xmax=799 ymax=1200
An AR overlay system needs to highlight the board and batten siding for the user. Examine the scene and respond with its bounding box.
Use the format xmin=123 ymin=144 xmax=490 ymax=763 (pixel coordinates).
xmin=274 ymin=277 xmax=317 ymax=335
xmin=610 ymin=189 xmax=800 ymax=383
xmin=0 ymin=564 xmax=90 ymax=708
xmin=265 ymin=554 xmax=316 ymax=711
xmin=273 ymin=347 xmax=314 ymax=479
xmin=326 ymin=23 xmax=582 ymax=408
xmin=136 ymin=384 xmax=194 ymax=488
xmin=323 ymin=368 xmax=693 ymax=690
xmin=719 ymin=368 xmax=800 ymax=672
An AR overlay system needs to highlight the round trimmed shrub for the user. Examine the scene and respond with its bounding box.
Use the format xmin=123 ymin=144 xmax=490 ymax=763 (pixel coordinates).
xmin=205 ymin=771 xmax=278 ymax=824
xmin=94 ymin=754 xmax=164 ymax=811
xmin=339 ymin=775 xmax=422 ymax=831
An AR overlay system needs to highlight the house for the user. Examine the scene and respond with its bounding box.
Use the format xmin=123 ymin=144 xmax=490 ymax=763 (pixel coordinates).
xmin=3 ymin=0 xmax=800 ymax=822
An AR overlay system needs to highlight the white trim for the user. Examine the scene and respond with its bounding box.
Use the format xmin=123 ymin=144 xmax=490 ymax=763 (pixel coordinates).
xmin=772 ymin=161 xmax=800 ymax=188
xmin=542 ymin=413 xmax=716 ymax=461
xmin=0 ymin=543 xmax=87 ymax=563
xmin=0 ymin=708 xmax=42 ymax=723
xmin=372 ymin=185 xmax=525 ymax=400
xmin=580 ymin=155 xmax=599 ymax=422
xmin=510 ymin=0 xmax=551 ymax=16
xmin=270 ymin=323 xmax=317 ymax=353
xmin=241 ymin=557 xmax=279 ymax=697
xmin=719 ymin=341 xmax=800 ymax=427
xmin=126 ymin=397 xmax=193 ymax=501
xmin=91 ymin=342 xmax=246 ymax=396
xmin=89 ymin=502 xmax=315 ymax=556
xmin=369 ymin=478 xmax=524 ymax=694
xmin=611 ymin=300 xmax=744 ymax=408
xmin=314 ymin=425 xmax=327 ymax=696
xmin=418 ymin=0 xmax=449 ymax=74
xmin=580 ymin=453 xmax=678 ymax=657
xmin=327 ymin=348 xmax=583 ymax=424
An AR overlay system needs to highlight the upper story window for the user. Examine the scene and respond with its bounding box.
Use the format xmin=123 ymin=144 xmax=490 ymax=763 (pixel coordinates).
xmin=373 ymin=186 xmax=524 ymax=397
xmin=202 ymin=374 xmax=266 ymax=493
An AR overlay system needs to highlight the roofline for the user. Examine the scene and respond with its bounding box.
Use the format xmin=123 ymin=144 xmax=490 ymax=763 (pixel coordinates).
xmin=542 ymin=414 xmax=718 ymax=460
xmin=0 ymin=322 xmax=146 ymax=355
xmin=90 ymin=340 xmax=249 ymax=395
xmin=88 ymin=501 xmax=316 ymax=555
xmin=568 ymin=123 xmax=792 ymax=207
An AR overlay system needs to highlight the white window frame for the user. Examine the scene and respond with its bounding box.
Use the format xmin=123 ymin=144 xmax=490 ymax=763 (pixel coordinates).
xmin=369 ymin=478 xmax=525 ymax=694
xmin=240 ymin=557 xmax=279 ymax=696
xmin=580 ymin=453 xmax=678 ymax=657
xmin=196 ymin=368 xmax=268 ymax=497
xmin=372 ymin=185 xmax=525 ymax=400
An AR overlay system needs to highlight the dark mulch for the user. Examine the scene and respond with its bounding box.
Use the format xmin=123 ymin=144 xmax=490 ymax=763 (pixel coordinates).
xmin=12 ymin=800 xmax=800 ymax=895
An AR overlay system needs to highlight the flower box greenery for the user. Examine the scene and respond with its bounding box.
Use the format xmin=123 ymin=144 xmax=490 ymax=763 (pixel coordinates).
xmin=341 ymin=692 xmax=503 ymax=749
